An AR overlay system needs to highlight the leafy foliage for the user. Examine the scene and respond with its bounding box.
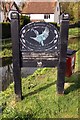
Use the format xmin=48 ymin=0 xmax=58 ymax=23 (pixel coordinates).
xmin=0 ymin=49 xmax=12 ymax=58
xmin=60 ymin=2 xmax=80 ymax=23
xmin=68 ymin=28 xmax=80 ymax=51
xmin=0 ymin=22 xmax=11 ymax=39
xmin=20 ymin=15 xmax=30 ymax=28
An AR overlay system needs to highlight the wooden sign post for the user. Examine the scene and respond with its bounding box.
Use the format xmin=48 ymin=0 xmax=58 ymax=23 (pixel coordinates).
xmin=11 ymin=12 xmax=22 ymax=99
xmin=57 ymin=14 xmax=69 ymax=94
xmin=11 ymin=11 xmax=69 ymax=100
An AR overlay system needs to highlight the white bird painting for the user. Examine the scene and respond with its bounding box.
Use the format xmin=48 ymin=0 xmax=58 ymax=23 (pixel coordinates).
xmin=30 ymin=27 xmax=49 ymax=46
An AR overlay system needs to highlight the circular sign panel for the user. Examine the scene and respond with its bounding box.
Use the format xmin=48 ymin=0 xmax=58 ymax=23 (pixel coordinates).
xmin=20 ymin=22 xmax=60 ymax=52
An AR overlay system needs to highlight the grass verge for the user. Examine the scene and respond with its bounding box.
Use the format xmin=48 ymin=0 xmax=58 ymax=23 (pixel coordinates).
xmin=0 ymin=50 xmax=80 ymax=119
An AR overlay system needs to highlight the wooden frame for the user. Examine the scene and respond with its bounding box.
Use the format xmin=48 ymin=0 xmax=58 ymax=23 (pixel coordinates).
xmin=11 ymin=12 xmax=69 ymax=100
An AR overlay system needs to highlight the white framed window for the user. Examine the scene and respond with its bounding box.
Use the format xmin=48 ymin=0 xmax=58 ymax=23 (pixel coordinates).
xmin=44 ymin=14 xmax=50 ymax=19
xmin=57 ymin=7 xmax=59 ymax=11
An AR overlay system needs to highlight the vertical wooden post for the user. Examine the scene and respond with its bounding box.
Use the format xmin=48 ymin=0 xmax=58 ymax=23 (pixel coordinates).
xmin=0 ymin=23 xmax=2 ymax=92
xmin=57 ymin=14 xmax=69 ymax=94
xmin=11 ymin=11 xmax=22 ymax=100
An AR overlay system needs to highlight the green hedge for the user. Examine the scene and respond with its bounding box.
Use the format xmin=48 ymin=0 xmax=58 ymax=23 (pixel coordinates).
xmin=0 ymin=16 xmax=30 ymax=39
xmin=50 ymin=22 xmax=57 ymax=26
xmin=20 ymin=15 xmax=30 ymax=29
xmin=50 ymin=22 xmax=60 ymax=30
xmin=1 ymin=22 xmax=11 ymax=39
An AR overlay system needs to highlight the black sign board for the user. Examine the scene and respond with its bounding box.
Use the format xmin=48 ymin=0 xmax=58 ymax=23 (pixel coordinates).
xmin=20 ymin=22 xmax=60 ymax=52
xmin=11 ymin=12 xmax=69 ymax=99
xmin=20 ymin=22 xmax=60 ymax=67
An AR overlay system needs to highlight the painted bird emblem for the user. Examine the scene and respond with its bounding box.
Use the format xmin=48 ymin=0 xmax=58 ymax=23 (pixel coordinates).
xmin=30 ymin=27 xmax=49 ymax=46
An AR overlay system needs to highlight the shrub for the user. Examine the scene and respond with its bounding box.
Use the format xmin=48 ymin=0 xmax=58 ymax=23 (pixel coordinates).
xmin=50 ymin=22 xmax=57 ymax=27
xmin=50 ymin=22 xmax=60 ymax=30
xmin=0 ymin=15 xmax=30 ymax=39
xmin=1 ymin=22 xmax=11 ymax=39
xmin=20 ymin=15 xmax=30 ymax=29
xmin=69 ymin=21 xmax=80 ymax=28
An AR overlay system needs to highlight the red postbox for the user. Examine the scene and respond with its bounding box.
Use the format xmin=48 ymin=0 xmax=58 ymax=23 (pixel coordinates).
xmin=66 ymin=49 xmax=76 ymax=77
